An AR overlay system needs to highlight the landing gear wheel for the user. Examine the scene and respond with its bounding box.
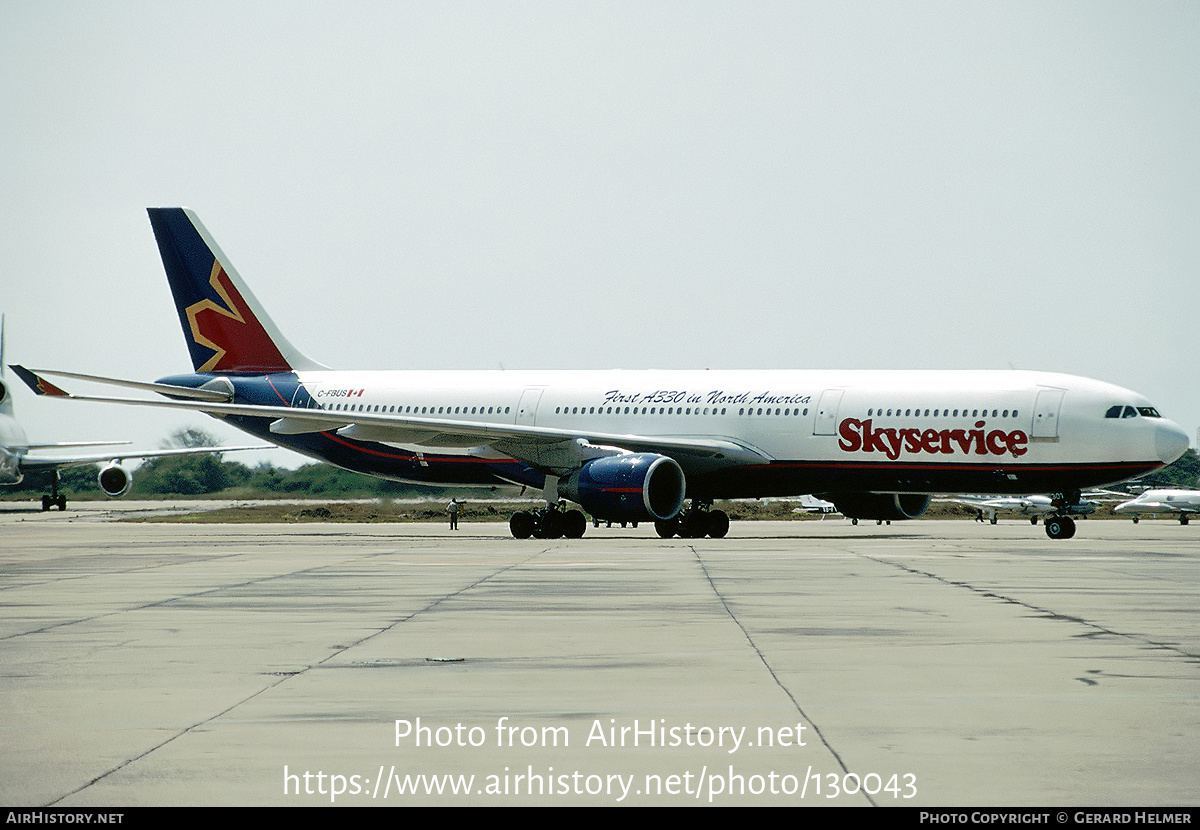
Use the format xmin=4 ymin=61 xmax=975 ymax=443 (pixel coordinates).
xmin=510 ymin=511 xmax=535 ymax=539
xmin=1181 ymin=515 xmax=1189 ymax=526
xmin=655 ymin=518 xmax=679 ymax=538
xmin=707 ymin=509 xmax=729 ymax=539
xmin=563 ymin=509 xmax=587 ymax=539
xmin=680 ymin=511 xmax=709 ymax=538
xmin=1045 ymin=516 xmax=1076 ymax=540
xmin=538 ymin=510 xmax=564 ymax=539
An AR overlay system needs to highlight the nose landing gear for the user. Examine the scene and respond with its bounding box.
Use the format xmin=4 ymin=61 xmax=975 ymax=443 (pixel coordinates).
xmin=1044 ymin=490 xmax=1081 ymax=539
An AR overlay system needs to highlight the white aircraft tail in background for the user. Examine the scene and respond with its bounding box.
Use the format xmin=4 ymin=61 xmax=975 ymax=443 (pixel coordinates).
xmin=2 ymin=315 xmax=265 ymax=509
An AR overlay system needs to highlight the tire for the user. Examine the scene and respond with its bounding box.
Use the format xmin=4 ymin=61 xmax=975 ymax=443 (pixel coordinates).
xmin=1045 ymin=516 xmax=1076 ymax=540
xmin=655 ymin=519 xmax=679 ymax=538
xmin=564 ymin=510 xmax=587 ymax=539
xmin=509 ymin=511 xmax=534 ymax=539
xmin=542 ymin=511 xmax=564 ymax=539
xmin=707 ymin=510 xmax=729 ymax=539
xmin=680 ymin=512 xmax=708 ymax=538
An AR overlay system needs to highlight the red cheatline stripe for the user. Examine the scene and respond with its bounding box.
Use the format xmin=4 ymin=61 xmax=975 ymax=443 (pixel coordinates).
xmin=323 ymin=432 xmax=511 ymax=464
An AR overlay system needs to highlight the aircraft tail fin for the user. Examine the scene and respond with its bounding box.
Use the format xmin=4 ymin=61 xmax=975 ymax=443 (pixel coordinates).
xmin=146 ymin=208 xmax=326 ymax=374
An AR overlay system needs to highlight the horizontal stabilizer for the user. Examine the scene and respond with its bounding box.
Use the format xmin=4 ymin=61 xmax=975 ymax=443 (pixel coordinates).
xmin=10 ymin=366 xmax=233 ymax=402
xmin=9 ymin=364 xmax=69 ymax=396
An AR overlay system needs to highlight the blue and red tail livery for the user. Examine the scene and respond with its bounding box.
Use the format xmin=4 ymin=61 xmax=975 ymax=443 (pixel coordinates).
xmin=147 ymin=208 xmax=322 ymax=374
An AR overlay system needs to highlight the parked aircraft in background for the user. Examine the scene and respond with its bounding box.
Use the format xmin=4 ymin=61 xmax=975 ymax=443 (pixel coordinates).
xmin=796 ymin=494 xmax=838 ymax=515
xmin=11 ymin=208 xmax=1190 ymax=539
xmin=1113 ymin=489 xmax=1200 ymax=525
xmin=943 ymin=493 xmax=1099 ymax=525
xmin=1 ymin=319 xmax=264 ymax=509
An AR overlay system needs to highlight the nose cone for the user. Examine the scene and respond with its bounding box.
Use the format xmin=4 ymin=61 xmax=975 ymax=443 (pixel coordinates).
xmin=1155 ymin=421 xmax=1190 ymax=464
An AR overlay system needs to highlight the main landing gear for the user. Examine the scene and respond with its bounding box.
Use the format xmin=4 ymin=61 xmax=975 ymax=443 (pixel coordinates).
xmin=509 ymin=503 xmax=587 ymax=539
xmin=654 ymin=502 xmax=729 ymax=539
xmin=507 ymin=499 xmax=730 ymax=540
xmin=41 ymin=471 xmax=67 ymax=511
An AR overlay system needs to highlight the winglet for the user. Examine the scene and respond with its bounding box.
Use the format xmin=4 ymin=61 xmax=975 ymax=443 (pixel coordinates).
xmin=9 ymin=365 xmax=72 ymax=397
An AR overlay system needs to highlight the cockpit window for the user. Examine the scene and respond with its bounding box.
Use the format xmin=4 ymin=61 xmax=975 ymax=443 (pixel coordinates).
xmin=1106 ymin=405 xmax=1157 ymax=419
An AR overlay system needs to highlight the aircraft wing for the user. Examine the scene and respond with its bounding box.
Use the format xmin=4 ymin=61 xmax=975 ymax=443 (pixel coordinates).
xmin=10 ymin=366 xmax=773 ymax=474
xmin=20 ymin=443 xmax=267 ymax=474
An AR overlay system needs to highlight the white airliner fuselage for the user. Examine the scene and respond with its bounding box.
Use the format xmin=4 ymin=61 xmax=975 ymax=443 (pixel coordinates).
xmin=251 ymin=366 xmax=1179 ymax=496
xmin=12 ymin=208 xmax=1190 ymax=538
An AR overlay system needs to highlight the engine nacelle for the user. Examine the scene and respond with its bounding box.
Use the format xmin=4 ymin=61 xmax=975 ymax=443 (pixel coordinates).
xmin=98 ymin=463 xmax=132 ymax=498
xmin=560 ymin=453 xmax=685 ymax=522
xmin=828 ymin=493 xmax=930 ymax=521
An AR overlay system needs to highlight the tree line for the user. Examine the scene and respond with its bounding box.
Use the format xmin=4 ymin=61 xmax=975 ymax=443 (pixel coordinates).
xmin=9 ymin=429 xmax=456 ymax=500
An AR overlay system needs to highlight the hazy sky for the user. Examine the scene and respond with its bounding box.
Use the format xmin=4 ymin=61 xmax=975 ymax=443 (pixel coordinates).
xmin=3 ymin=1 xmax=1197 ymax=469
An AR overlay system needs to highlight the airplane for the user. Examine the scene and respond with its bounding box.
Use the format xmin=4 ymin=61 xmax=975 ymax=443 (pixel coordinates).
xmin=796 ymin=494 xmax=838 ymax=515
xmin=1113 ymin=489 xmax=1200 ymax=524
xmin=942 ymin=493 xmax=1098 ymax=525
xmin=0 ymin=318 xmax=265 ymax=510
xmin=10 ymin=207 xmax=1190 ymax=540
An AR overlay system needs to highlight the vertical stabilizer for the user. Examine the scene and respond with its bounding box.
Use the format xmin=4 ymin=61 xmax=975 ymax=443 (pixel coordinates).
xmin=147 ymin=208 xmax=326 ymax=374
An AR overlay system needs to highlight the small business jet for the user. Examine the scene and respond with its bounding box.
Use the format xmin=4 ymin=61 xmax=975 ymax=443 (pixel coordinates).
xmin=0 ymin=319 xmax=262 ymax=509
xmin=1113 ymin=489 xmax=1200 ymax=525
xmin=11 ymin=208 xmax=1190 ymax=539
xmin=943 ymin=493 xmax=1099 ymax=525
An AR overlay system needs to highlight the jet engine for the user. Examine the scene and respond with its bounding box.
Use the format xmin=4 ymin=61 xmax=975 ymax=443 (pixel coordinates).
xmin=98 ymin=462 xmax=132 ymax=498
xmin=560 ymin=453 xmax=685 ymax=523
xmin=828 ymin=493 xmax=930 ymax=521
